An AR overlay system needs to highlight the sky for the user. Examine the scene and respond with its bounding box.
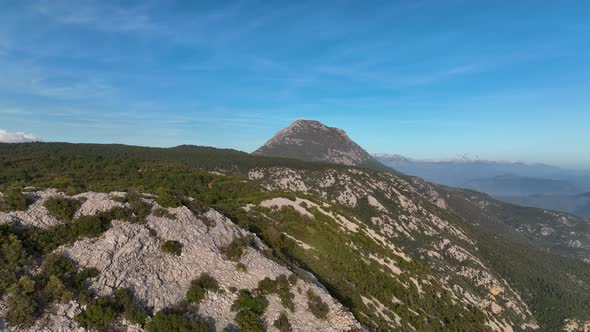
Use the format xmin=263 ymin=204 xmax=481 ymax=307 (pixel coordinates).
xmin=0 ymin=0 xmax=589 ymax=168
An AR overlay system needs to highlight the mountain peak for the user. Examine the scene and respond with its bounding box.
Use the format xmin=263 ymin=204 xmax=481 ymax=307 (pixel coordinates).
xmin=253 ymin=119 xmax=375 ymax=166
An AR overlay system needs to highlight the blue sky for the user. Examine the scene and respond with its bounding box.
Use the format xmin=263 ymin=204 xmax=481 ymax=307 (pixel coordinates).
xmin=0 ymin=0 xmax=589 ymax=168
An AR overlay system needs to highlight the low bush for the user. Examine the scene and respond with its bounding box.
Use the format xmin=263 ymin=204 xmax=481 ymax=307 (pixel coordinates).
xmin=186 ymin=273 xmax=219 ymax=305
xmin=145 ymin=310 xmax=210 ymax=332
xmin=0 ymin=188 xmax=30 ymax=212
xmin=186 ymin=283 xmax=205 ymax=304
xmin=153 ymin=208 xmax=175 ymax=219
xmin=156 ymin=188 xmax=183 ymax=208
xmin=5 ymin=276 xmax=38 ymax=327
xmin=273 ymin=312 xmax=292 ymax=332
xmin=161 ymin=240 xmax=183 ymax=256
xmin=236 ymin=262 xmax=247 ymax=272
xmin=195 ymin=273 xmax=219 ymax=292
xmin=3 ymin=253 xmax=99 ymax=328
xmin=231 ymin=289 xmax=268 ymax=332
xmin=76 ymin=288 xmax=147 ymax=329
xmin=306 ymin=289 xmax=329 ymax=319
xmin=43 ymin=196 xmax=82 ymax=221
xmin=0 ymin=232 xmax=29 ymax=294
xmin=76 ymin=302 xmax=117 ymax=329
xmin=257 ymin=275 xmax=294 ymax=311
xmin=235 ymin=309 xmax=265 ymax=332
xmin=113 ymin=288 xmax=148 ymax=325
xmin=221 ymin=237 xmax=248 ymax=261
xmin=127 ymin=191 xmax=153 ymax=223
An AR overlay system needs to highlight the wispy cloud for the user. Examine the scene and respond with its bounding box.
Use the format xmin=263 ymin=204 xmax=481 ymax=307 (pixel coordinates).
xmin=0 ymin=56 xmax=116 ymax=100
xmin=27 ymin=77 xmax=113 ymax=100
xmin=31 ymin=0 xmax=158 ymax=32
xmin=0 ymin=129 xmax=42 ymax=143
xmin=388 ymin=64 xmax=483 ymax=88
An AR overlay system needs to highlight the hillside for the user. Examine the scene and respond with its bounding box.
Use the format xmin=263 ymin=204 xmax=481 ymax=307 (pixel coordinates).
xmin=1 ymin=142 xmax=590 ymax=331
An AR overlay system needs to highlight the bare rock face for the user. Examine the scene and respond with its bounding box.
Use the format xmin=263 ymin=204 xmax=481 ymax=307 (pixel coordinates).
xmin=60 ymin=194 xmax=360 ymax=332
xmin=0 ymin=190 xmax=126 ymax=229
xmin=0 ymin=301 xmax=83 ymax=332
xmin=0 ymin=190 xmax=361 ymax=332
xmin=253 ymin=120 xmax=376 ymax=166
xmin=0 ymin=189 xmax=63 ymax=228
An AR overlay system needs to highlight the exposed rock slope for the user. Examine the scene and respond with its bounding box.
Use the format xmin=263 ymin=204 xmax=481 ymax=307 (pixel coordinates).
xmin=253 ymin=120 xmax=376 ymax=166
xmin=249 ymin=167 xmax=539 ymax=331
xmin=0 ymin=190 xmax=360 ymax=332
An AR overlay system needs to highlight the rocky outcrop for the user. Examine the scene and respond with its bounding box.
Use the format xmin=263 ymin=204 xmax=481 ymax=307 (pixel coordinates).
xmin=0 ymin=189 xmax=361 ymax=332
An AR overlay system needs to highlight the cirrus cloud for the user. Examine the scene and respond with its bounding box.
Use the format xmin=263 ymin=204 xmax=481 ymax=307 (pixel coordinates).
xmin=0 ymin=129 xmax=42 ymax=143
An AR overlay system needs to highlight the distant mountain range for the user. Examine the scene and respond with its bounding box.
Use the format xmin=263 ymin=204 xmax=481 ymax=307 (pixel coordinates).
xmin=374 ymin=154 xmax=590 ymax=191
xmin=500 ymin=192 xmax=590 ymax=220
xmin=375 ymin=154 xmax=590 ymax=218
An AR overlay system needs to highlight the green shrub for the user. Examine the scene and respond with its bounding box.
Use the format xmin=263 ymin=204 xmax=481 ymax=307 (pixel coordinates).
xmin=0 ymin=188 xmax=30 ymax=212
xmin=43 ymin=196 xmax=82 ymax=221
xmin=44 ymin=275 xmax=73 ymax=302
xmin=222 ymin=237 xmax=248 ymax=261
xmin=111 ymin=195 xmax=126 ymax=203
xmin=257 ymin=275 xmax=294 ymax=311
xmin=127 ymin=191 xmax=153 ymax=223
xmin=145 ymin=311 xmax=209 ymax=332
xmin=186 ymin=273 xmax=219 ymax=305
xmin=113 ymin=288 xmax=148 ymax=325
xmin=71 ymin=215 xmax=111 ymax=239
xmin=231 ymin=289 xmax=268 ymax=332
xmin=306 ymin=289 xmax=329 ymax=319
xmin=201 ymin=215 xmax=216 ymax=228
xmin=161 ymin=240 xmax=183 ymax=256
xmin=153 ymin=207 xmax=175 ymax=219
xmin=231 ymin=289 xmax=268 ymax=314
xmin=156 ymin=188 xmax=183 ymax=208
xmin=257 ymin=277 xmax=277 ymax=295
xmin=77 ymin=288 xmax=147 ymax=329
xmin=5 ymin=276 xmax=38 ymax=326
xmin=236 ymin=262 xmax=247 ymax=272
xmin=273 ymin=312 xmax=292 ymax=332
xmin=183 ymin=198 xmax=207 ymax=215
xmin=19 ymin=211 xmax=114 ymax=255
xmin=195 ymin=273 xmax=219 ymax=292
xmin=186 ymin=284 xmax=205 ymax=304
xmin=0 ymin=232 xmax=29 ymax=294
xmin=76 ymin=303 xmax=117 ymax=329
xmin=235 ymin=309 xmax=265 ymax=332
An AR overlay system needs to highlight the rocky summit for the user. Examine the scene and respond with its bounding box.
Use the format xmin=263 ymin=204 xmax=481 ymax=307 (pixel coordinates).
xmin=253 ymin=120 xmax=376 ymax=167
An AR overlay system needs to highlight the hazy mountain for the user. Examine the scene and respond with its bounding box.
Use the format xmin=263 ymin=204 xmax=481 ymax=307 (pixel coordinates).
xmin=462 ymin=174 xmax=581 ymax=196
xmin=1 ymin=124 xmax=590 ymax=331
xmin=253 ymin=120 xmax=378 ymax=167
xmin=499 ymin=192 xmax=590 ymax=220
xmin=375 ymin=153 xmax=590 ymax=195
